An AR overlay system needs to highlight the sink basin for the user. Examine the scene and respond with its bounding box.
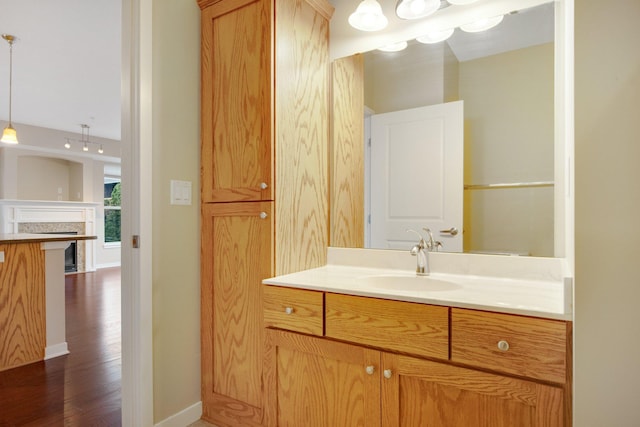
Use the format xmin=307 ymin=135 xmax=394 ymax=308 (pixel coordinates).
xmin=359 ymin=274 xmax=461 ymax=292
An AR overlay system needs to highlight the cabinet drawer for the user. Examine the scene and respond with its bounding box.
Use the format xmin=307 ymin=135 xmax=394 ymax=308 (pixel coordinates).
xmin=325 ymin=293 xmax=449 ymax=360
xmin=263 ymin=286 xmax=324 ymax=336
xmin=451 ymin=308 xmax=569 ymax=384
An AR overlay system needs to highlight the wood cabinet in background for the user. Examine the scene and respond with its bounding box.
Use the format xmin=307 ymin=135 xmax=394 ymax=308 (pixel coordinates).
xmin=0 ymin=243 xmax=45 ymax=372
xmin=198 ymin=0 xmax=333 ymax=424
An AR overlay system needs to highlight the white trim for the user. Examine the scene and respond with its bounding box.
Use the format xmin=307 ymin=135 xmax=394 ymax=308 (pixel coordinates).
xmin=153 ymin=402 xmax=203 ymax=427
xmin=121 ymin=0 xmax=154 ymax=424
xmin=96 ymin=261 xmax=122 ymax=269
xmin=45 ymin=342 xmax=70 ymax=359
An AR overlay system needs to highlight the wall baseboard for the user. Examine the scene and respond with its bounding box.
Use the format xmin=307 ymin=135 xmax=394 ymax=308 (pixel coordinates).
xmin=154 ymin=401 xmax=202 ymax=427
xmin=45 ymin=342 xmax=69 ymax=360
xmin=96 ymin=262 xmax=121 ymax=269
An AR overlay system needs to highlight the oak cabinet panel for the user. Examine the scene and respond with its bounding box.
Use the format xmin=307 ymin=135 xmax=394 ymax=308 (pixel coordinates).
xmin=0 ymin=243 xmax=46 ymax=372
xmin=325 ymin=293 xmax=449 ymax=360
xmin=451 ymin=308 xmax=569 ymax=384
xmin=201 ymin=202 xmax=273 ymax=425
xmin=264 ymin=329 xmax=381 ymax=427
xmin=263 ymin=285 xmax=324 ymax=336
xmin=381 ymin=352 xmax=564 ymax=427
xmin=200 ymin=0 xmax=273 ymax=203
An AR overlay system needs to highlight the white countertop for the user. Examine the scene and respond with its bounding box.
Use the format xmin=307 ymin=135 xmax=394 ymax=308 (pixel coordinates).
xmin=263 ymin=248 xmax=573 ymax=320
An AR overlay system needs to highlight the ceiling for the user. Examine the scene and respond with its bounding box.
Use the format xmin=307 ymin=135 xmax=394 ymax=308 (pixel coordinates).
xmin=329 ymin=0 xmax=553 ymax=59
xmin=0 ymin=0 xmax=550 ymax=144
xmin=0 ymin=0 xmax=121 ymax=141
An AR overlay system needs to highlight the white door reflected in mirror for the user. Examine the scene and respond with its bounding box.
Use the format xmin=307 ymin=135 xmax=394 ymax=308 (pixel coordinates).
xmin=369 ymin=101 xmax=463 ymax=252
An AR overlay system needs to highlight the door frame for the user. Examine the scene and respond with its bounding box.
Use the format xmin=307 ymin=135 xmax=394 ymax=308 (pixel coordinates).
xmin=121 ymin=0 xmax=154 ymax=425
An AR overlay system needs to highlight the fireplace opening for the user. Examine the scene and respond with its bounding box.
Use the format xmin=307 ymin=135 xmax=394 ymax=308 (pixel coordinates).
xmin=43 ymin=232 xmax=78 ymax=273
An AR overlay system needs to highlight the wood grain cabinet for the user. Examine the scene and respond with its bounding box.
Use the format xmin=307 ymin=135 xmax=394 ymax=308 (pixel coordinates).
xmin=263 ymin=287 xmax=572 ymax=426
xmin=197 ymin=0 xmax=333 ymax=424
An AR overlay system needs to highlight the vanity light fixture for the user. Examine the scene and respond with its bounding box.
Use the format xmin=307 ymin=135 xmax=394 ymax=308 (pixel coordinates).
xmin=1 ymin=34 xmax=18 ymax=144
xmin=447 ymin=0 xmax=480 ymax=5
xmin=416 ymin=28 xmax=455 ymax=44
xmin=460 ymin=14 xmax=504 ymax=32
xmin=349 ymin=0 xmax=389 ymax=32
xmin=378 ymin=40 xmax=408 ymax=52
xmin=396 ymin=0 xmax=440 ymax=20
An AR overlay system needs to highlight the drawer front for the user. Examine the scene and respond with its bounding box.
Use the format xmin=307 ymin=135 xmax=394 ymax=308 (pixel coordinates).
xmin=325 ymin=293 xmax=449 ymax=360
xmin=451 ymin=308 xmax=569 ymax=384
xmin=263 ymin=286 xmax=324 ymax=336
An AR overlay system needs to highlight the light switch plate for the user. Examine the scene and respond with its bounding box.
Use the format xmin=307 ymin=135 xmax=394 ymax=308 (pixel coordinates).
xmin=0 ymin=251 xmax=4 ymax=263
xmin=170 ymin=180 xmax=192 ymax=206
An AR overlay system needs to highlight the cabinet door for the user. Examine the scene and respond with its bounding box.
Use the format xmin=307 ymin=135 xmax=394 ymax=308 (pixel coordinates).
xmin=264 ymin=329 xmax=381 ymax=427
xmin=201 ymin=202 xmax=273 ymax=426
xmin=381 ymin=353 xmax=564 ymax=427
xmin=201 ymin=0 xmax=273 ymax=203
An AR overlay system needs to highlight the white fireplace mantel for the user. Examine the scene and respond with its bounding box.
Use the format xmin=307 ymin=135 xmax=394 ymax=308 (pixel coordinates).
xmin=0 ymin=199 xmax=99 ymax=271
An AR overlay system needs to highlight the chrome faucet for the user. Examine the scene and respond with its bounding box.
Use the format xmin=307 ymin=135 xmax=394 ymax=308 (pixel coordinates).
xmin=407 ymin=228 xmax=442 ymax=276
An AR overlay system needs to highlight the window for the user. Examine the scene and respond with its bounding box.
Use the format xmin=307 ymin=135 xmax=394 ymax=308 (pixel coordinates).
xmin=104 ymin=177 xmax=121 ymax=244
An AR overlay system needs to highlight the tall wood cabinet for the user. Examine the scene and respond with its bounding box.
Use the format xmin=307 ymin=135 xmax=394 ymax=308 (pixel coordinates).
xmin=197 ymin=0 xmax=333 ymax=424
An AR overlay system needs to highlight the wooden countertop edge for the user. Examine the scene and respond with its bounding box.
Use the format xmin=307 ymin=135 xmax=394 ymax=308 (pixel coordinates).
xmin=0 ymin=234 xmax=98 ymax=244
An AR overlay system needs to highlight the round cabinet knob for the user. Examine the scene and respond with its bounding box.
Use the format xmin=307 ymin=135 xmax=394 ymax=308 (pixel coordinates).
xmin=365 ymin=365 xmax=375 ymax=375
xmin=260 ymin=182 xmax=268 ymax=190
xmin=259 ymin=212 xmax=268 ymax=219
xmin=383 ymin=369 xmax=392 ymax=379
xmin=284 ymin=307 xmax=294 ymax=315
xmin=497 ymin=340 xmax=510 ymax=352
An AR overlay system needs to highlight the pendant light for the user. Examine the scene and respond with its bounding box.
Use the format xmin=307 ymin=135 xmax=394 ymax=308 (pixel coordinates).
xmin=378 ymin=41 xmax=408 ymax=52
xmin=396 ymin=0 xmax=440 ymax=20
xmin=81 ymin=124 xmax=90 ymax=151
xmin=349 ymin=0 xmax=389 ymax=32
xmin=1 ymin=34 xmax=18 ymax=144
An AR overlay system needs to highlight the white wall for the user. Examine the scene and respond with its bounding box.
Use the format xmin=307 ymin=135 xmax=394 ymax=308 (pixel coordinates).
xmin=0 ymin=123 xmax=121 ymax=268
xmin=460 ymin=43 xmax=554 ymax=256
xmin=575 ymin=1 xmax=640 ymax=426
xmin=151 ymin=0 xmax=201 ymax=423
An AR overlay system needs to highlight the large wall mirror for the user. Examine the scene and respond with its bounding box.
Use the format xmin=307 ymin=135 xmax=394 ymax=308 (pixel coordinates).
xmin=330 ymin=0 xmax=571 ymax=259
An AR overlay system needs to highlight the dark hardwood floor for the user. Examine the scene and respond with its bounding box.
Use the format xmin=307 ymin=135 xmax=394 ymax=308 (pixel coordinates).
xmin=0 ymin=267 xmax=122 ymax=426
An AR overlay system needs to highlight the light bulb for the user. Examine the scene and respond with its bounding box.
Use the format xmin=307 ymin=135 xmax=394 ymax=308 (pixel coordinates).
xmin=396 ymin=0 xmax=440 ymax=20
xmin=83 ymin=143 xmax=89 ymax=152
xmin=460 ymin=15 xmax=504 ymax=32
xmin=98 ymin=145 xmax=104 ymax=154
xmin=378 ymin=41 xmax=408 ymax=52
xmin=349 ymin=0 xmax=388 ymax=32
xmin=64 ymin=141 xmax=71 ymax=149
xmin=416 ymin=28 xmax=455 ymax=44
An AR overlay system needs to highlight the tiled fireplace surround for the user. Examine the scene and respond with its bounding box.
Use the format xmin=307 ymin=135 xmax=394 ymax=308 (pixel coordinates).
xmin=0 ymin=200 xmax=97 ymax=272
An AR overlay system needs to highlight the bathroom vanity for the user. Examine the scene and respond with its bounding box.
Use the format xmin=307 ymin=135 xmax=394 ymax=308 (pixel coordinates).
xmin=262 ymin=248 xmax=572 ymax=426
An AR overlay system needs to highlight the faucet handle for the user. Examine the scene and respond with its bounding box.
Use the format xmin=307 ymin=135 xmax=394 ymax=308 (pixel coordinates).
xmin=422 ymin=228 xmax=436 ymax=249
xmin=406 ymin=228 xmax=426 ymax=247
